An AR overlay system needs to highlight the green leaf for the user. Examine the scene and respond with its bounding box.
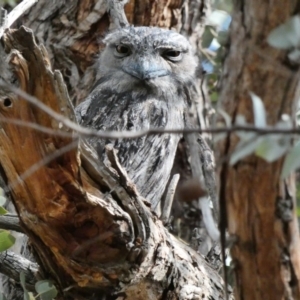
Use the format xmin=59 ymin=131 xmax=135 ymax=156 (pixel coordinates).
xmin=250 ymin=92 xmax=266 ymax=127
xmin=28 ymin=293 xmax=35 ymax=300
xmin=20 ymin=272 xmax=30 ymax=300
xmin=0 ymin=230 xmax=15 ymax=252
xmin=288 ymin=49 xmax=300 ymax=63
xmin=256 ymin=116 xmax=292 ymax=162
xmin=213 ymin=132 xmax=227 ymax=143
xmin=7 ymin=0 xmax=17 ymax=6
xmin=207 ymin=10 xmax=230 ymax=29
xmin=281 ymin=140 xmax=300 ymax=178
xmin=214 ymin=47 xmax=225 ymax=66
xmin=0 ymin=206 xmax=8 ymax=215
xmin=0 ymin=0 xmax=17 ymax=6
xmin=217 ymin=109 xmax=231 ymax=127
xmin=216 ymin=30 xmax=228 ymax=46
xmin=255 ymin=136 xmax=289 ymax=162
xmin=230 ymin=136 xmax=261 ymax=165
xmin=35 ymin=280 xmax=58 ymax=300
xmin=210 ymin=91 xmax=219 ymax=102
xmin=20 ymin=271 xmax=26 ymax=289
xmin=267 ymin=15 xmax=300 ymax=49
xmin=202 ymin=26 xmax=215 ymax=48
xmin=0 ymin=292 xmax=7 ymax=300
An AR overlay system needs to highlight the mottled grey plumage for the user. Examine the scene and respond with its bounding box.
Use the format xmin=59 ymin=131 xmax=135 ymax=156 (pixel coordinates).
xmin=76 ymin=26 xmax=198 ymax=210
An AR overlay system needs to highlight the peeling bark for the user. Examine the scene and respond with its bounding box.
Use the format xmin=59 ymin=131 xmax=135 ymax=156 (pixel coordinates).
xmin=0 ymin=0 xmax=227 ymax=299
xmin=16 ymin=0 xmax=218 ymax=257
xmin=0 ymin=26 xmax=227 ymax=299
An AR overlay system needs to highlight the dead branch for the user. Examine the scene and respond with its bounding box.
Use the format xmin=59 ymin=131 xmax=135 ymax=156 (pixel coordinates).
xmin=0 ymin=251 xmax=39 ymax=289
xmin=106 ymin=0 xmax=129 ymax=29
xmin=0 ymin=0 xmax=38 ymax=38
xmin=1 ymin=84 xmax=299 ymax=139
xmin=0 ymin=214 xmax=22 ymax=232
xmin=0 ymin=26 xmax=229 ymax=299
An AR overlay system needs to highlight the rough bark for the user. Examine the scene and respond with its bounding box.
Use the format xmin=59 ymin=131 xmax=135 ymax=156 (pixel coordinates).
xmin=219 ymin=1 xmax=300 ymax=299
xmin=0 ymin=0 xmax=227 ymax=299
xmin=0 ymin=24 xmax=227 ymax=300
xmin=0 ymin=214 xmax=21 ymax=233
xmin=17 ymin=0 xmax=217 ymax=256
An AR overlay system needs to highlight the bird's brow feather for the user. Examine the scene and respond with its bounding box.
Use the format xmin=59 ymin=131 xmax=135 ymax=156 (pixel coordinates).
xmin=107 ymin=40 xmax=189 ymax=53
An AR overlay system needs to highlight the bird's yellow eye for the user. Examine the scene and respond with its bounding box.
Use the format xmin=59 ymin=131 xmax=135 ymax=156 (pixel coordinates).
xmin=115 ymin=45 xmax=130 ymax=56
xmin=163 ymin=49 xmax=182 ymax=62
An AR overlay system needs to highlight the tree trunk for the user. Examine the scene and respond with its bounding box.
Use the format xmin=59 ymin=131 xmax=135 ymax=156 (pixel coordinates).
xmin=219 ymin=1 xmax=300 ymax=299
xmin=0 ymin=0 xmax=226 ymax=299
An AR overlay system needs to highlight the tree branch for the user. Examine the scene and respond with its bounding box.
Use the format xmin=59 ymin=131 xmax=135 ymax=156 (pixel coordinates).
xmin=0 ymin=214 xmax=22 ymax=233
xmin=0 ymin=251 xmax=39 ymax=288
xmin=161 ymin=174 xmax=180 ymax=223
xmin=106 ymin=0 xmax=129 ymax=29
xmin=0 ymin=0 xmax=38 ymax=38
xmin=0 ymin=80 xmax=299 ymax=140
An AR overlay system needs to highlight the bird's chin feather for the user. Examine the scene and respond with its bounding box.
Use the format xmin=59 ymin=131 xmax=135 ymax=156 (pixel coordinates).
xmin=98 ymin=70 xmax=191 ymax=98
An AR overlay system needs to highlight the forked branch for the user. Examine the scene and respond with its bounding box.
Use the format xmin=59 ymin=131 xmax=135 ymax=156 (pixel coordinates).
xmin=0 ymin=26 xmax=228 ymax=299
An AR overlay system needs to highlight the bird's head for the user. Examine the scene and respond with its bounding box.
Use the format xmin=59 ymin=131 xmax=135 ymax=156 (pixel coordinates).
xmin=97 ymin=26 xmax=198 ymax=93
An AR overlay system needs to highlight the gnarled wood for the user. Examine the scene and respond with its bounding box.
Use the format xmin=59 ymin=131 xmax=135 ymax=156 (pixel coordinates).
xmin=18 ymin=0 xmax=217 ymax=257
xmin=0 ymin=26 xmax=227 ymax=299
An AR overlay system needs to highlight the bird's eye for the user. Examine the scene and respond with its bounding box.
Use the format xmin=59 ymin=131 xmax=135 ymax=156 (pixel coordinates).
xmin=115 ymin=45 xmax=130 ymax=57
xmin=163 ymin=50 xmax=182 ymax=62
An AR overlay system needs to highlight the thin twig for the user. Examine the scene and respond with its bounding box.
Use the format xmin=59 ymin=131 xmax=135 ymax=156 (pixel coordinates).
xmin=0 ymin=116 xmax=74 ymax=138
xmin=0 ymin=8 xmax=7 ymax=27
xmin=2 ymin=113 xmax=299 ymax=139
xmin=161 ymin=174 xmax=180 ymax=224
xmin=107 ymin=0 xmax=129 ymax=29
xmin=0 ymin=0 xmax=38 ymax=39
xmin=1 ymin=81 xmax=300 ymax=139
xmin=0 ymin=213 xmax=22 ymax=232
xmin=6 ymin=0 xmax=38 ymax=28
xmin=0 ymin=7 xmax=7 ymax=38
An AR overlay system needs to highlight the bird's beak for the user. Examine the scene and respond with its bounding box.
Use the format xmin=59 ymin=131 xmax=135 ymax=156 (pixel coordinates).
xmin=122 ymin=58 xmax=169 ymax=80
